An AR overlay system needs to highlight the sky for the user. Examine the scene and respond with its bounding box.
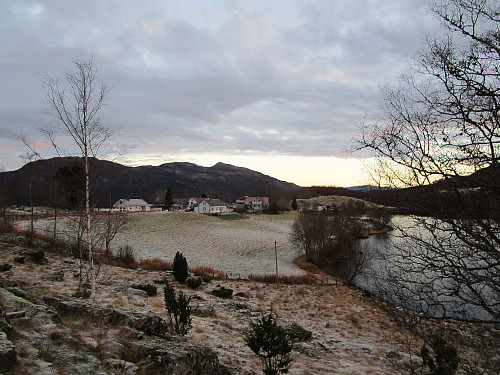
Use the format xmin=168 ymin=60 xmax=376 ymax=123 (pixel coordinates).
xmin=0 ymin=0 xmax=444 ymax=187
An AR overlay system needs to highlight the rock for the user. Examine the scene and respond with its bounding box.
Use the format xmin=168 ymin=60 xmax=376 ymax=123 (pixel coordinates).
xmin=6 ymin=286 xmax=28 ymax=299
xmin=127 ymin=287 xmax=148 ymax=298
xmin=106 ymin=308 xmax=170 ymax=337
xmin=0 ymin=288 xmax=38 ymax=318
xmin=102 ymin=340 xmax=125 ymax=359
xmin=192 ymin=302 xmax=216 ymax=317
xmin=0 ymin=331 xmax=16 ymax=371
xmin=125 ymin=339 xmax=232 ymax=375
xmin=43 ymin=295 xmax=170 ymax=337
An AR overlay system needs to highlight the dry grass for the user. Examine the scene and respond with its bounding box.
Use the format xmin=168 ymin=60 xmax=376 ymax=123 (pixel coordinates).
xmin=292 ymin=254 xmax=325 ymax=275
xmin=248 ymin=273 xmax=317 ymax=285
xmin=190 ymin=265 xmax=225 ymax=279
xmin=138 ymin=258 xmax=172 ymax=271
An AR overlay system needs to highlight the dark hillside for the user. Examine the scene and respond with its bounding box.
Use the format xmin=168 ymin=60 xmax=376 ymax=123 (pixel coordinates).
xmin=0 ymin=157 xmax=300 ymax=207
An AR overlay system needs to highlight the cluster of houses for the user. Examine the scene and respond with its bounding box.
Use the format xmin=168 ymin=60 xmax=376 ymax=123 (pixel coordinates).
xmin=111 ymin=196 xmax=270 ymax=215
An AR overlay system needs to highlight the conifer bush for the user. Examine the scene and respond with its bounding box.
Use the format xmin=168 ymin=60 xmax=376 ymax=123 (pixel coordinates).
xmin=163 ymin=282 xmax=192 ymax=335
xmin=246 ymin=313 xmax=293 ymax=375
xmin=173 ymin=252 xmax=188 ymax=283
xmin=186 ymin=277 xmax=202 ymax=289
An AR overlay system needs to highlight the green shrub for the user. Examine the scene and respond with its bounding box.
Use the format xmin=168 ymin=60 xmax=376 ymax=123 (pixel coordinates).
xmin=132 ymin=283 xmax=157 ymax=297
xmin=246 ymin=313 xmax=293 ymax=375
xmin=202 ymin=275 xmax=212 ymax=283
xmin=211 ymin=287 xmax=233 ymax=298
xmin=29 ymin=250 xmax=45 ymax=263
xmin=0 ymin=264 xmax=12 ymax=272
xmin=186 ymin=277 xmax=202 ymax=289
xmin=164 ymin=282 xmax=192 ymax=335
xmin=14 ymin=256 xmax=25 ymax=264
xmin=173 ymin=252 xmax=188 ymax=283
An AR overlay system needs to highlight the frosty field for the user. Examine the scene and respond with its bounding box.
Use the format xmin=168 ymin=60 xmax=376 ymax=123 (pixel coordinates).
xmin=114 ymin=211 xmax=302 ymax=276
xmin=24 ymin=211 xmax=303 ymax=276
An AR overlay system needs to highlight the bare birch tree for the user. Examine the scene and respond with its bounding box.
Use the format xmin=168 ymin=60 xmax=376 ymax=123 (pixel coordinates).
xmin=36 ymin=57 xmax=115 ymax=299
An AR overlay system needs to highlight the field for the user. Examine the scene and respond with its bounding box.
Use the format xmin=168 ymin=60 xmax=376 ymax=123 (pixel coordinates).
xmin=23 ymin=211 xmax=303 ymax=277
xmin=114 ymin=211 xmax=302 ymax=276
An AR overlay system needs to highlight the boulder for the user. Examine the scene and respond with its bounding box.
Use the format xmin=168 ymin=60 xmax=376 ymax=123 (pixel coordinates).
xmin=6 ymin=286 xmax=28 ymax=299
xmin=101 ymin=340 xmax=125 ymax=359
xmin=0 ymin=331 xmax=16 ymax=371
xmin=127 ymin=287 xmax=148 ymax=298
xmin=0 ymin=288 xmax=38 ymax=318
xmin=125 ymin=339 xmax=232 ymax=375
xmin=192 ymin=302 xmax=216 ymax=317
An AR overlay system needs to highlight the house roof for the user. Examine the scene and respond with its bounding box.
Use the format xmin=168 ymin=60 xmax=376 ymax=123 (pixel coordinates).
xmin=200 ymin=198 xmax=226 ymax=207
xmin=114 ymin=198 xmax=152 ymax=207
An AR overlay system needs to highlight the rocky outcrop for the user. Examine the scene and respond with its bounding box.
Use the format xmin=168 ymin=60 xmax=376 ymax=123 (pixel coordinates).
xmin=125 ymin=339 xmax=232 ymax=375
xmin=192 ymin=302 xmax=216 ymax=317
xmin=42 ymin=295 xmax=170 ymax=337
xmin=127 ymin=287 xmax=149 ymax=298
xmin=41 ymin=295 xmax=233 ymax=374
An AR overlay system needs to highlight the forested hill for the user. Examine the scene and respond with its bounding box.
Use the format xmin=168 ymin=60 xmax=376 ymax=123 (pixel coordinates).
xmin=0 ymin=157 xmax=300 ymax=207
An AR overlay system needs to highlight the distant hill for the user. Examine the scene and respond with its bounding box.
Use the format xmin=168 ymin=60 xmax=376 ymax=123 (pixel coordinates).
xmin=345 ymin=185 xmax=395 ymax=192
xmin=0 ymin=157 xmax=300 ymax=207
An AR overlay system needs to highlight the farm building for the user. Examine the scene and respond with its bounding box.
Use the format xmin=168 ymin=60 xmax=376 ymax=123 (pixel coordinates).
xmin=187 ymin=197 xmax=206 ymax=211
xmin=113 ymin=198 xmax=152 ymax=212
xmin=194 ymin=198 xmax=228 ymax=215
xmin=234 ymin=196 xmax=270 ymax=211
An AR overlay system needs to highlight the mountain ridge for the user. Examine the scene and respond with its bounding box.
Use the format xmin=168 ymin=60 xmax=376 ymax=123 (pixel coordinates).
xmin=0 ymin=157 xmax=300 ymax=207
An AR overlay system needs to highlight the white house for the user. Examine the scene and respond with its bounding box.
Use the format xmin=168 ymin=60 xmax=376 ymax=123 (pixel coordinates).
xmin=113 ymin=198 xmax=152 ymax=212
xmin=234 ymin=196 xmax=270 ymax=211
xmin=194 ymin=199 xmax=228 ymax=215
xmin=187 ymin=197 xmax=205 ymax=211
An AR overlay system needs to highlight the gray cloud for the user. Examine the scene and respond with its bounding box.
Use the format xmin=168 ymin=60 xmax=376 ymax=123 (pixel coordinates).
xmin=0 ymin=0 xmax=443 ymax=172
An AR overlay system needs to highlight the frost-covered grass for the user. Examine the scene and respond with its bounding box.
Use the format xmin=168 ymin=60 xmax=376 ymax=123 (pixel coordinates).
xmin=20 ymin=211 xmax=303 ymax=276
xmin=114 ymin=211 xmax=302 ymax=276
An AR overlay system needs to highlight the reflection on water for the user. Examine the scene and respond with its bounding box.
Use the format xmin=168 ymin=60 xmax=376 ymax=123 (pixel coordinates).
xmin=353 ymin=216 xmax=495 ymax=321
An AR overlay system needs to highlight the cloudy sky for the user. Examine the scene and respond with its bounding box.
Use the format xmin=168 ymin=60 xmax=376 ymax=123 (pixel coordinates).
xmin=0 ymin=0 xmax=443 ymax=187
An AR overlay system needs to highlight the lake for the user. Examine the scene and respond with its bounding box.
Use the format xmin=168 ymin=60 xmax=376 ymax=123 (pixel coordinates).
xmin=354 ymin=216 xmax=497 ymax=322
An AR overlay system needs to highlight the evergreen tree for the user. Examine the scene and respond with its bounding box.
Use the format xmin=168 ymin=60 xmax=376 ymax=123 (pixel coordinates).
xmin=246 ymin=313 xmax=293 ymax=375
xmin=173 ymin=251 xmax=188 ymax=283
xmin=291 ymin=197 xmax=297 ymax=211
xmin=164 ymin=281 xmax=192 ymax=335
xmin=165 ymin=187 xmax=173 ymax=206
